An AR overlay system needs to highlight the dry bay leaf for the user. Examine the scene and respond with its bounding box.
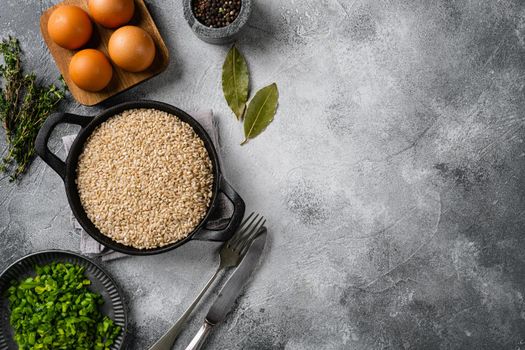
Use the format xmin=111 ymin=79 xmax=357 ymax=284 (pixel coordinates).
xmin=241 ymin=83 xmax=279 ymax=145
xmin=222 ymin=45 xmax=249 ymax=119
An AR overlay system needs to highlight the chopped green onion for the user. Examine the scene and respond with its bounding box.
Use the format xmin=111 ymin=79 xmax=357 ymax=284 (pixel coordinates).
xmin=7 ymin=262 xmax=121 ymax=350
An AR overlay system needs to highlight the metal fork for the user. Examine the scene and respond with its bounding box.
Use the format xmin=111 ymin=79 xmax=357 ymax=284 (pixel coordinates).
xmin=148 ymin=213 xmax=266 ymax=350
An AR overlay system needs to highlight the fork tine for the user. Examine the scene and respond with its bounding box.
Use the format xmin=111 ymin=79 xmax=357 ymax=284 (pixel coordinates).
xmin=234 ymin=216 xmax=265 ymax=252
xmin=227 ymin=212 xmax=255 ymax=245
xmin=229 ymin=215 xmax=262 ymax=250
xmin=241 ymin=212 xmax=255 ymax=226
xmin=236 ymin=212 xmax=255 ymax=235
xmin=238 ymin=219 xmax=266 ymax=256
xmin=228 ymin=213 xmax=258 ymax=246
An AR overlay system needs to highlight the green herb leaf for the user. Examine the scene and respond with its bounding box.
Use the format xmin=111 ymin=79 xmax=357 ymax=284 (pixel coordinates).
xmin=242 ymin=83 xmax=279 ymax=145
xmin=0 ymin=37 xmax=66 ymax=181
xmin=222 ymin=45 xmax=249 ymax=119
xmin=7 ymin=262 xmax=121 ymax=350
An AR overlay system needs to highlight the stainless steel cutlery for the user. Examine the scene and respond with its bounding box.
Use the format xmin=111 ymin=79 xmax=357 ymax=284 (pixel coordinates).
xmin=148 ymin=213 xmax=266 ymax=350
xmin=185 ymin=230 xmax=267 ymax=350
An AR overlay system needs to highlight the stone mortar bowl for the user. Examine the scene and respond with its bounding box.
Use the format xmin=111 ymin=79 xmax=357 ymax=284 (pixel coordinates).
xmin=182 ymin=0 xmax=252 ymax=44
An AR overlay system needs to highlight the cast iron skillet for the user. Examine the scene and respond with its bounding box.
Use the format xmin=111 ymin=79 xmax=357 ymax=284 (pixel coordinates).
xmin=35 ymin=100 xmax=245 ymax=255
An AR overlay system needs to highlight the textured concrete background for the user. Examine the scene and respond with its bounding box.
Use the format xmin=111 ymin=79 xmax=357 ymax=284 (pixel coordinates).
xmin=1 ymin=0 xmax=525 ymax=349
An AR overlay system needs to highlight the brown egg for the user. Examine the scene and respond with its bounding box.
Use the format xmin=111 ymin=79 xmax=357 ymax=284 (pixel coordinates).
xmin=108 ymin=26 xmax=156 ymax=73
xmin=69 ymin=49 xmax=113 ymax=92
xmin=47 ymin=5 xmax=93 ymax=50
xmin=88 ymin=0 xmax=135 ymax=28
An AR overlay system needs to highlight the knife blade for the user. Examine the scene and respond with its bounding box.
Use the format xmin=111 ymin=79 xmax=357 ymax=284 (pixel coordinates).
xmin=185 ymin=228 xmax=267 ymax=350
xmin=207 ymin=228 xmax=267 ymax=324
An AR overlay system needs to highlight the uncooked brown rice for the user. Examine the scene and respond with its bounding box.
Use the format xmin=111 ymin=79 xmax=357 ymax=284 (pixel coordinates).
xmin=76 ymin=108 xmax=214 ymax=249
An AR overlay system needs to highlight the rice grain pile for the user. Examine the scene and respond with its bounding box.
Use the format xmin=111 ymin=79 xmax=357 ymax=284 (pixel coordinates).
xmin=76 ymin=109 xmax=214 ymax=249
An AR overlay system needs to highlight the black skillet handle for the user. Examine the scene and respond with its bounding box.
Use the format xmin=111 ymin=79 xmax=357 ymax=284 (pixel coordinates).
xmin=35 ymin=112 xmax=91 ymax=180
xmin=192 ymin=175 xmax=246 ymax=242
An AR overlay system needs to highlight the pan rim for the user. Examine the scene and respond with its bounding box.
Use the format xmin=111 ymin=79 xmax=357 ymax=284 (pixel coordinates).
xmin=64 ymin=100 xmax=222 ymax=255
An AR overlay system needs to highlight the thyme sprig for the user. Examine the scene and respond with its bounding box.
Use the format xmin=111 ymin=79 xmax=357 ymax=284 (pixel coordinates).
xmin=0 ymin=37 xmax=66 ymax=181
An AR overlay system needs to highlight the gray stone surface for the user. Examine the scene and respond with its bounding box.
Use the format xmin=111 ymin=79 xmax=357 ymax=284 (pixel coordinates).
xmin=1 ymin=0 xmax=525 ymax=349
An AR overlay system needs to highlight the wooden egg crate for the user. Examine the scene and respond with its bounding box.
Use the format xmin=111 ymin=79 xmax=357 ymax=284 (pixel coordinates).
xmin=40 ymin=0 xmax=170 ymax=106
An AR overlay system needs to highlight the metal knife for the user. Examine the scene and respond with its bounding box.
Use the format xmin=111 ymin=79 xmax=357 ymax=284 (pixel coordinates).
xmin=184 ymin=228 xmax=267 ymax=350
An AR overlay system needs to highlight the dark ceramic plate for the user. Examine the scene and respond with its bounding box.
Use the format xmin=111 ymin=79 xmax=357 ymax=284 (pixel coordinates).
xmin=0 ymin=250 xmax=127 ymax=350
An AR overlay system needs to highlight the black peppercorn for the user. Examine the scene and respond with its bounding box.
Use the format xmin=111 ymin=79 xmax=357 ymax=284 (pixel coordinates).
xmin=192 ymin=0 xmax=241 ymax=28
